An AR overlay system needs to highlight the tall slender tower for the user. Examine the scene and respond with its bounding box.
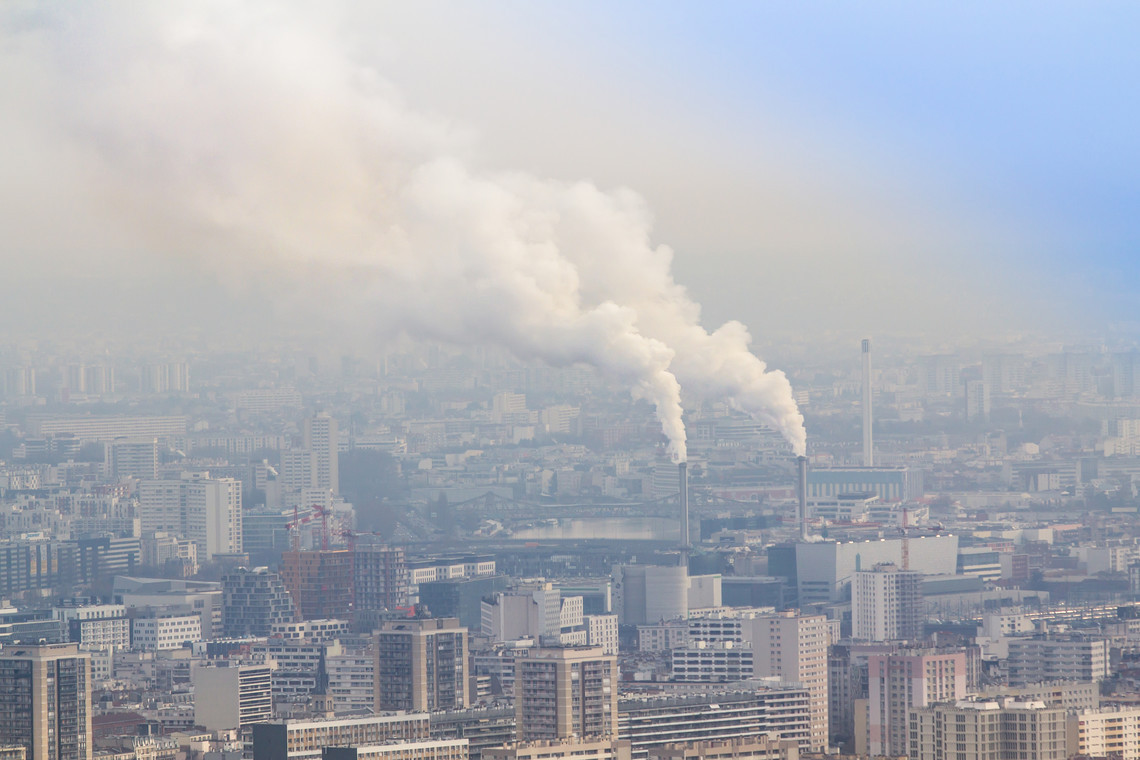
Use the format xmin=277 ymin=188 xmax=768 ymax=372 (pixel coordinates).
xmin=677 ymin=462 xmax=689 ymax=549
xmin=862 ymin=338 xmax=873 ymax=466
xmin=797 ymin=455 xmax=809 ymax=541
xmin=304 ymin=412 xmax=339 ymax=495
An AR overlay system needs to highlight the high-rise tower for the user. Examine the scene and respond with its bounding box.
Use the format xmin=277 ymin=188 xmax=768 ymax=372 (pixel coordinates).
xmin=0 ymin=642 xmax=92 ymax=760
xmin=515 ymin=646 xmax=618 ymax=742
xmin=862 ymin=339 xmax=873 ymax=467
xmin=304 ymin=413 xmax=339 ymax=494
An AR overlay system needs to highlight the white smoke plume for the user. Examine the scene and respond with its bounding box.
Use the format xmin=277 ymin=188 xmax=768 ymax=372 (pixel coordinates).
xmin=0 ymin=2 xmax=806 ymax=458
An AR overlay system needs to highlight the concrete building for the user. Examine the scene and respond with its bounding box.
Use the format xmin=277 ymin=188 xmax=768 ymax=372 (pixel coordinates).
xmin=748 ymin=612 xmax=830 ymax=752
xmin=585 ymin=614 xmax=619 ymax=656
xmin=793 ymin=535 xmax=958 ymax=604
xmin=304 ymin=413 xmax=339 ymax=494
xmin=0 ymin=643 xmax=92 ymax=760
xmin=908 ymin=698 xmax=1066 ymax=760
xmin=483 ymin=740 xmax=628 ymax=760
xmin=30 ymin=415 xmax=186 ymax=442
xmin=113 ymin=576 xmax=223 ymax=639
xmin=322 ymin=742 xmax=470 ymax=760
xmin=138 ymin=473 xmax=242 ymax=561
xmin=645 ymin=736 xmax=798 ymax=760
xmin=420 ymin=576 xmax=510 ymax=631
xmin=104 ymin=437 xmax=159 ymax=481
xmin=326 ymin=649 xmax=376 ymax=714
xmin=354 ymin=544 xmax=408 ymax=612
xmin=964 ymin=379 xmax=991 ymax=422
xmin=806 ymin=467 xmax=923 ymax=501
xmin=515 ymin=646 xmax=618 ymax=743
xmin=1005 ymin=635 xmax=1110 ymax=686
xmin=852 ymin=563 xmax=923 ymax=642
xmin=222 ymin=566 xmax=296 ymax=637
xmin=252 ymin=715 xmax=429 ymax=760
xmin=612 ymin=565 xmax=688 ymax=625
xmin=618 ymin=686 xmax=811 ymax=759
xmin=375 ymin=617 xmax=469 ymax=712
xmin=859 ymin=648 xmax=968 ymax=757
xmin=669 ymin=641 xmax=754 ymax=682
xmin=192 ymin=663 xmax=273 ymax=731
xmin=252 ymin=638 xmax=341 ymax=704
xmin=131 ymin=612 xmax=202 ymax=651
xmin=269 ymin=618 xmax=351 ymax=642
xmin=1067 ymin=705 xmax=1140 ymax=760
xmin=978 ymin=680 xmax=1100 ymax=711
xmin=482 ymin=584 xmax=587 ymax=645
xmin=636 ymin=622 xmax=688 ymax=652
xmin=54 ymin=604 xmax=131 ymax=651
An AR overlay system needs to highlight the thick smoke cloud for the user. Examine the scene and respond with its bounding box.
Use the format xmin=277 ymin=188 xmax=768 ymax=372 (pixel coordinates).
xmin=0 ymin=2 xmax=806 ymax=458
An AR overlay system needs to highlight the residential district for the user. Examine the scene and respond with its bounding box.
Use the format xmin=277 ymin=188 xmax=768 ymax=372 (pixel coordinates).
xmin=5 ymin=338 xmax=1140 ymax=760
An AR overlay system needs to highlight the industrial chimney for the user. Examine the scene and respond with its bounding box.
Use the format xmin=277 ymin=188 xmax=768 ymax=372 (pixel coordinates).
xmin=797 ymin=455 xmax=808 ymax=541
xmin=678 ymin=461 xmax=690 ymax=549
xmin=862 ymin=338 xmax=873 ymax=467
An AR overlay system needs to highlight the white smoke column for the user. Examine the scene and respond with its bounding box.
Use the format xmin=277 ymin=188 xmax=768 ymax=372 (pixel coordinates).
xmin=542 ymin=184 xmax=808 ymax=455
xmin=0 ymin=3 xmax=805 ymax=458
xmin=0 ymin=3 xmax=689 ymax=461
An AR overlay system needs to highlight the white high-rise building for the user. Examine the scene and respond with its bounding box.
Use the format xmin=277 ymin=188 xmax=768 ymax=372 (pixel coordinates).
xmin=749 ymin=611 xmax=831 ymax=752
xmin=105 ymin=437 xmax=159 ymax=481
xmin=491 ymin=392 xmax=528 ymax=424
xmin=304 ymin=413 xmax=339 ymax=494
xmin=964 ymin=379 xmax=991 ymax=422
xmin=184 ymin=474 xmax=242 ymax=559
xmin=280 ymin=449 xmax=318 ymax=492
xmin=138 ymin=473 xmax=242 ymax=560
xmin=138 ymin=480 xmax=182 ymax=535
xmin=852 ymin=563 xmax=923 ymax=642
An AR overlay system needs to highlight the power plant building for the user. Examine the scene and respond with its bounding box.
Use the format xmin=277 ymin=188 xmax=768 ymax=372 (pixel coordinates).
xmin=794 ymin=535 xmax=958 ymax=605
xmin=612 ymin=565 xmax=688 ymax=625
xmin=806 ymin=467 xmax=923 ymax=502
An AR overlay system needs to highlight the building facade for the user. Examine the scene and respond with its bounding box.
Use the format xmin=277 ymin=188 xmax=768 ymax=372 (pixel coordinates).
xmin=0 ymin=643 xmax=92 ymax=760
xmin=748 ymin=612 xmax=830 ymax=752
xmin=515 ymin=647 xmax=618 ymax=743
xmin=222 ymin=567 xmax=296 ymax=637
xmin=279 ymin=550 xmax=354 ymax=621
xmin=852 ymin=564 xmax=923 ymax=642
xmin=908 ymin=699 xmax=1066 ymax=760
xmin=375 ymin=618 xmax=469 ymax=713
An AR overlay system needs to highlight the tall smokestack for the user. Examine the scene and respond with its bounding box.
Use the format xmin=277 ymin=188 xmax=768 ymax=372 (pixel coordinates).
xmin=797 ymin=455 xmax=808 ymax=541
xmin=678 ymin=461 xmax=689 ymax=549
xmin=862 ymin=338 xmax=873 ymax=467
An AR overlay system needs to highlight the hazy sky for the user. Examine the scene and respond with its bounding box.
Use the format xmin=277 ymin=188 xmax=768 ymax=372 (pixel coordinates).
xmin=1 ymin=1 xmax=1137 ymax=352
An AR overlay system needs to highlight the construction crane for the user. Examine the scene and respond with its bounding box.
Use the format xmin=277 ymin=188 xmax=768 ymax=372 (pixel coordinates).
xmin=898 ymin=507 xmax=943 ymax=572
xmin=286 ymin=503 xmax=335 ymax=552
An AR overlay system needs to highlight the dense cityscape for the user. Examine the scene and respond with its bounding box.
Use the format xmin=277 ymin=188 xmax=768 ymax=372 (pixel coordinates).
xmin=4 ymin=336 xmax=1140 ymax=760
xmin=3 ymin=3 xmax=1140 ymax=760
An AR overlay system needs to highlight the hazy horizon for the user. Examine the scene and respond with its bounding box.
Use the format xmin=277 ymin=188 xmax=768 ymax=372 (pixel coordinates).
xmin=2 ymin=2 xmax=1138 ymax=356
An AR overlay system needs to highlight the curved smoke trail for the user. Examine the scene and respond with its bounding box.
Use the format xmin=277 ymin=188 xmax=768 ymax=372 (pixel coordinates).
xmin=0 ymin=2 xmax=807 ymax=458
